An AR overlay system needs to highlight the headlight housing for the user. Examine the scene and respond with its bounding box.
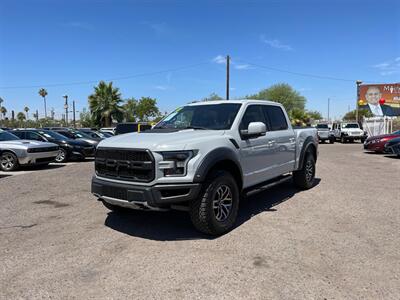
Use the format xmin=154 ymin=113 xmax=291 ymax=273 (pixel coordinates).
xmin=158 ymin=150 xmax=197 ymax=176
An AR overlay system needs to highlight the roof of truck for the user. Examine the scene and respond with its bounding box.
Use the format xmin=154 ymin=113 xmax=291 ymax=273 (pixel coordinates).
xmin=187 ymin=99 xmax=281 ymax=106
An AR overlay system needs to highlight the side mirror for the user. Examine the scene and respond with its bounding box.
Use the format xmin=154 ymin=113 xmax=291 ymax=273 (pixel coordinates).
xmin=240 ymin=122 xmax=267 ymax=139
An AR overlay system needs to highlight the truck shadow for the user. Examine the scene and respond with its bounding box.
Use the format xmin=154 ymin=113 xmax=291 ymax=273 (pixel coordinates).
xmin=104 ymin=178 xmax=321 ymax=241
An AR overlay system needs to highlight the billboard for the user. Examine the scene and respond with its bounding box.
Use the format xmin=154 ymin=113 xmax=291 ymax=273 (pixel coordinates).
xmin=358 ymin=83 xmax=400 ymax=116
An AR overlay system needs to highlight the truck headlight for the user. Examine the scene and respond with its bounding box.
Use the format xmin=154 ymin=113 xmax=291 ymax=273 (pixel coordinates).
xmin=158 ymin=150 xmax=197 ymax=176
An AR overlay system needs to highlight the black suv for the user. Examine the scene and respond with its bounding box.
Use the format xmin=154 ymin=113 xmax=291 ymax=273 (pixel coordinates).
xmin=12 ymin=129 xmax=95 ymax=162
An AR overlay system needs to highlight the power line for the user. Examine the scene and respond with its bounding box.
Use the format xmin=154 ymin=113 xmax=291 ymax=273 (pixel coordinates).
xmin=238 ymin=60 xmax=380 ymax=83
xmin=0 ymin=62 xmax=210 ymax=90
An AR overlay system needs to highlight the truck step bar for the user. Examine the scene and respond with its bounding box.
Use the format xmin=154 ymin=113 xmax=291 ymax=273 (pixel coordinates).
xmin=244 ymin=174 xmax=292 ymax=197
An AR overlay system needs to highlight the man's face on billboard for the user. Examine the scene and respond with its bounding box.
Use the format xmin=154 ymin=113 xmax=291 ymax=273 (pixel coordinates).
xmin=365 ymin=87 xmax=381 ymax=105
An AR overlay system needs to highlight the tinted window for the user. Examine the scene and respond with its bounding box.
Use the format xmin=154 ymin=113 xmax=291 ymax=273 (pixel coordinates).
xmin=26 ymin=132 xmax=43 ymax=141
xmin=316 ymin=124 xmax=329 ymax=129
xmin=263 ymin=106 xmax=288 ymax=131
xmin=0 ymin=130 xmax=20 ymax=141
xmin=239 ymin=105 xmax=266 ymax=130
xmin=12 ymin=131 xmax=25 ymax=139
xmin=57 ymin=131 xmax=75 ymax=139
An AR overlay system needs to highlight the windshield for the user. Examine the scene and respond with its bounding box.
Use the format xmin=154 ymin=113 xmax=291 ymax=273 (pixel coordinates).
xmin=316 ymin=124 xmax=329 ymax=129
xmin=0 ymin=130 xmax=20 ymax=141
xmin=342 ymin=123 xmax=359 ymax=129
xmin=155 ymin=103 xmax=241 ymax=130
xmin=38 ymin=130 xmax=69 ymax=141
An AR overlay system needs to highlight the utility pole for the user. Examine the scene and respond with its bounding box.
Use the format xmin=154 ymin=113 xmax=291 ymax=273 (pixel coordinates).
xmin=72 ymin=100 xmax=76 ymax=128
xmin=327 ymin=98 xmax=330 ymax=122
xmin=226 ymin=55 xmax=230 ymax=100
xmin=63 ymin=95 xmax=69 ymax=127
xmin=36 ymin=109 xmax=39 ymax=121
xmin=356 ymin=80 xmax=362 ymax=123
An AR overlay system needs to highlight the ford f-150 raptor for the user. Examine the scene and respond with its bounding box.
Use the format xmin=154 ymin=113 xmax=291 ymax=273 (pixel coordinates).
xmin=92 ymin=100 xmax=318 ymax=235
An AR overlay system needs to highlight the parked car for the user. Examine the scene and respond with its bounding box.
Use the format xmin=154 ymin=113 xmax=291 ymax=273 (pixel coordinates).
xmin=384 ymin=137 xmax=400 ymax=156
xmin=92 ymin=99 xmax=318 ymax=235
xmin=363 ymin=130 xmax=400 ymax=153
xmin=51 ymin=129 xmax=101 ymax=147
xmin=332 ymin=122 xmax=367 ymax=143
xmin=0 ymin=129 xmax=59 ymax=171
xmin=115 ymin=122 xmax=152 ymax=135
xmin=12 ymin=129 xmax=95 ymax=162
xmin=316 ymin=123 xmax=334 ymax=143
xmin=77 ymin=128 xmax=105 ymax=139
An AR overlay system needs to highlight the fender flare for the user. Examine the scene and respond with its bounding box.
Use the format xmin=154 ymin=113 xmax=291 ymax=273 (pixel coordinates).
xmin=193 ymin=147 xmax=242 ymax=184
xmin=298 ymin=136 xmax=317 ymax=169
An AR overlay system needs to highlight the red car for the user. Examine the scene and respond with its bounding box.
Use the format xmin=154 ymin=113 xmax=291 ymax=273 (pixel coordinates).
xmin=364 ymin=130 xmax=400 ymax=153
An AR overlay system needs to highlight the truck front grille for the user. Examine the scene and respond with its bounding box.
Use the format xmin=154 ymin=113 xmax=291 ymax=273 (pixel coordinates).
xmin=95 ymin=148 xmax=155 ymax=182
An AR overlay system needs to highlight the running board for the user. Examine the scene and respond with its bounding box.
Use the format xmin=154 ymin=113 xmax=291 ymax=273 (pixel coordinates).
xmin=244 ymin=174 xmax=292 ymax=197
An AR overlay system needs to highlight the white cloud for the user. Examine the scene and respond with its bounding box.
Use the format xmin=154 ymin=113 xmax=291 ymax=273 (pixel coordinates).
xmin=212 ymin=55 xmax=226 ymax=64
xmin=234 ymin=64 xmax=252 ymax=70
xmin=260 ymin=35 xmax=293 ymax=51
xmin=372 ymin=57 xmax=400 ymax=76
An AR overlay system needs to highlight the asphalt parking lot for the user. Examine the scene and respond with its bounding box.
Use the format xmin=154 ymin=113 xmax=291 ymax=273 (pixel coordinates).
xmin=0 ymin=144 xmax=399 ymax=299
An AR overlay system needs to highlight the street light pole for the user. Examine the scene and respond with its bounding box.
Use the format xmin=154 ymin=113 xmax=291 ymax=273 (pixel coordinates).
xmin=356 ymin=80 xmax=362 ymax=123
xmin=72 ymin=100 xmax=76 ymax=128
xmin=327 ymin=98 xmax=330 ymax=122
xmin=63 ymin=95 xmax=69 ymax=126
xmin=226 ymin=55 xmax=230 ymax=100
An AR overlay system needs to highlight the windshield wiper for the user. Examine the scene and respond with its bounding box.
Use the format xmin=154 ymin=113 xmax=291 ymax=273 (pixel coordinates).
xmin=181 ymin=126 xmax=208 ymax=130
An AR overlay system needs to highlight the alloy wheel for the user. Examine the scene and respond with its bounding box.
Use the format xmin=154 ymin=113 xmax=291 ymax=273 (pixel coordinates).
xmin=305 ymin=159 xmax=314 ymax=182
xmin=212 ymin=185 xmax=233 ymax=222
xmin=1 ymin=154 xmax=15 ymax=171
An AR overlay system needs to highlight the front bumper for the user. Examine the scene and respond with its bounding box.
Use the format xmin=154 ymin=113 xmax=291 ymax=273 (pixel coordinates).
xmin=18 ymin=150 xmax=59 ymax=165
xmin=91 ymin=176 xmax=202 ymax=209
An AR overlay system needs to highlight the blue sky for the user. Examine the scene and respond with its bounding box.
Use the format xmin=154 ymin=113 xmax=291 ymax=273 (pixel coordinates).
xmin=0 ymin=0 xmax=399 ymax=120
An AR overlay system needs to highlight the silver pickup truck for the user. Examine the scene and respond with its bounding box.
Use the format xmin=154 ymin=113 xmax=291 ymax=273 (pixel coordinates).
xmin=92 ymin=100 xmax=318 ymax=235
xmin=0 ymin=129 xmax=59 ymax=171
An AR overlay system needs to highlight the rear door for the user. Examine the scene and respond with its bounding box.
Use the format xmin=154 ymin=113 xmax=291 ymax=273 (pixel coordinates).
xmin=262 ymin=105 xmax=296 ymax=175
xmin=238 ymin=105 xmax=276 ymax=187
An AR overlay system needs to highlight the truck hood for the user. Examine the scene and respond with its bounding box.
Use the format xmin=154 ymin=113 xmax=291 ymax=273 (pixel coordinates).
xmin=98 ymin=129 xmax=226 ymax=151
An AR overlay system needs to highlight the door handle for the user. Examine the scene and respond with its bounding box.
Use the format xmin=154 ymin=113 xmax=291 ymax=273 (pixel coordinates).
xmin=289 ymin=138 xmax=295 ymax=143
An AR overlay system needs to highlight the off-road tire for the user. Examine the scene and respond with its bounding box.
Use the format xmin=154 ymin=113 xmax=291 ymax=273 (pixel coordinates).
xmin=329 ymin=137 xmax=335 ymax=144
xmin=341 ymin=136 xmax=346 ymax=143
xmin=0 ymin=151 xmax=19 ymax=172
xmin=293 ymin=153 xmax=316 ymax=190
xmin=190 ymin=170 xmax=240 ymax=236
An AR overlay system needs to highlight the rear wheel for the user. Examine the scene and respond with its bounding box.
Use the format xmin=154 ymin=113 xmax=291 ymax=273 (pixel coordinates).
xmin=341 ymin=136 xmax=346 ymax=143
xmin=0 ymin=152 xmax=19 ymax=171
xmin=190 ymin=170 xmax=240 ymax=236
xmin=329 ymin=137 xmax=335 ymax=144
xmin=293 ymin=153 xmax=315 ymax=190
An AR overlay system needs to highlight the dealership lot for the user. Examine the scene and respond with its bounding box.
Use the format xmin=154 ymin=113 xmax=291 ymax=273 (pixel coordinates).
xmin=0 ymin=144 xmax=399 ymax=299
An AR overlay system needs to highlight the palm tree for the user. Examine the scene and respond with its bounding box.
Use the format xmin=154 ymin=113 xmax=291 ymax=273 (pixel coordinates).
xmin=88 ymin=81 xmax=124 ymax=127
xmin=0 ymin=97 xmax=3 ymax=120
xmin=0 ymin=106 xmax=7 ymax=119
xmin=16 ymin=112 xmax=26 ymax=127
xmin=123 ymin=98 xmax=137 ymax=122
xmin=24 ymin=106 xmax=30 ymax=120
xmin=38 ymin=88 xmax=48 ymax=118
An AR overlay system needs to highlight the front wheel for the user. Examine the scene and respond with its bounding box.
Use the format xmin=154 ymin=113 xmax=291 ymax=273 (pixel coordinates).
xmin=329 ymin=137 xmax=335 ymax=144
xmin=0 ymin=152 xmax=19 ymax=171
xmin=55 ymin=149 xmax=68 ymax=163
xmin=190 ymin=170 xmax=240 ymax=236
xmin=293 ymin=153 xmax=316 ymax=190
xmin=341 ymin=136 xmax=346 ymax=143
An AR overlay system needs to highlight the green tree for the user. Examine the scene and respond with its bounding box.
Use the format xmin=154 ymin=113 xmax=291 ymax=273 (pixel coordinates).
xmin=16 ymin=112 xmax=26 ymax=127
xmin=24 ymin=106 xmax=30 ymax=119
xmin=79 ymin=108 xmax=94 ymax=128
xmin=38 ymin=88 xmax=48 ymax=118
xmin=343 ymin=109 xmax=373 ymax=121
xmin=0 ymin=106 xmax=6 ymax=119
xmin=246 ymin=83 xmax=306 ymax=113
xmin=202 ymin=93 xmax=223 ymax=101
xmin=135 ymin=97 xmax=160 ymax=121
xmin=88 ymin=81 xmax=124 ymax=127
xmin=306 ymin=110 xmax=322 ymax=120
xmin=123 ymin=98 xmax=138 ymax=122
